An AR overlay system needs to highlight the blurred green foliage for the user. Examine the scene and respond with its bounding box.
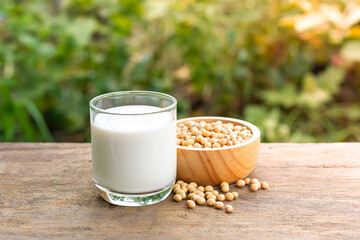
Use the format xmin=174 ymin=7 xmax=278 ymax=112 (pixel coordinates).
xmin=0 ymin=0 xmax=359 ymax=142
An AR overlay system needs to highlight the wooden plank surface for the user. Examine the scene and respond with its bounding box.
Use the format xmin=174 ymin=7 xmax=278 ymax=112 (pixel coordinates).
xmin=0 ymin=143 xmax=359 ymax=239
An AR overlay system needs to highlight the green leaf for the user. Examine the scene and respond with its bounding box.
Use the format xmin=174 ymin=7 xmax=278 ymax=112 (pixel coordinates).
xmin=298 ymin=89 xmax=330 ymax=109
xmin=298 ymin=73 xmax=330 ymax=109
xmin=14 ymin=103 xmax=37 ymax=141
xmin=244 ymin=105 xmax=267 ymax=125
xmin=303 ymin=73 xmax=317 ymax=92
xmin=327 ymin=104 xmax=360 ymax=121
xmin=289 ymin=131 xmax=316 ymax=143
xmin=318 ymin=66 xmax=345 ymax=94
xmin=66 ymin=17 xmax=97 ymax=47
xmin=340 ymin=40 xmax=360 ymax=62
xmin=20 ymin=100 xmax=54 ymax=142
xmin=261 ymin=84 xmax=298 ymax=108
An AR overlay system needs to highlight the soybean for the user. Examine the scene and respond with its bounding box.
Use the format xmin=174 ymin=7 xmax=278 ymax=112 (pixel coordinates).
xmin=221 ymin=185 xmax=230 ymax=193
xmin=207 ymin=198 xmax=216 ymax=206
xmin=236 ymin=180 xmax=246 ymax=188
xmin=225 ymin=205 xmax=233 ymax=213
xmin=177 ymin=120 xmax=253 ymax=148
xmin=187 ymin=200 xmax=196 ymax=209
xmin=261 ymin=182 xmax=269 ymax=189
xmin=232 ymin=192 xmax=239 ymax=199
xmin=250 ymin=183 xmax=259 ymax=192
xmin=173 ymin=194 xmax=182 ymax=202
xmin=204 ymin=185 xmax=213 ymax=192
xmin=214 ymin=201 xmax=224 ymax=209
xmin=217 ymin=194 xmax=225 ymax=201
xmin=196 ymin=197 xmax=206 ymax=205
xmin=225 ymin=192 xmax=234 ymax=201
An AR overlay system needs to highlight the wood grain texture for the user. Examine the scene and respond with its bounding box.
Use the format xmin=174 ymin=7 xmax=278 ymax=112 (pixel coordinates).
xmin=1 ymin=143 xmax=360 ymax=239
xmin=177 ymin=117 xmax=261 ymax=186
xmin=177 ymin=137 xmax=260 ymax=186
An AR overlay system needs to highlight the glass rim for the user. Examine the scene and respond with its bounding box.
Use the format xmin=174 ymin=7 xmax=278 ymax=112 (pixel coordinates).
xmin=89 ymin=91 xmax=177 ymax=115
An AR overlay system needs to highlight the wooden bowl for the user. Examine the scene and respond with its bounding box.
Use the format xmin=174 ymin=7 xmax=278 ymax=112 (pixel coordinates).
xmin=177 ymin=116 xmax=261 ymax=186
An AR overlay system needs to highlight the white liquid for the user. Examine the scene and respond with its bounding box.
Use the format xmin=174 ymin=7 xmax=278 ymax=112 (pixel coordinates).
xmin=91 ymin=105 xmax=176 ymax=193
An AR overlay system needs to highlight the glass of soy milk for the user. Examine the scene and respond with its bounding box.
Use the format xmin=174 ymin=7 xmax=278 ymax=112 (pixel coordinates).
xmin=89 ymin=91 xmax=177 ymax=206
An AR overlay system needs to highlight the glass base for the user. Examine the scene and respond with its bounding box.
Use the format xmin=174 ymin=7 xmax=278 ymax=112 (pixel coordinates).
xmin=95 ymin=181 xmax=174 ymax=206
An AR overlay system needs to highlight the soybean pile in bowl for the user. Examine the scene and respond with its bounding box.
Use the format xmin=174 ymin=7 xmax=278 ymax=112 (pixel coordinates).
xmin=176 ymin=117 xmax=261 ymax=186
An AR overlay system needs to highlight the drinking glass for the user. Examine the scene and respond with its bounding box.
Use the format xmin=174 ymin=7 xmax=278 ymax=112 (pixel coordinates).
xmin=89 ymin=91 xmax=177 ymax=206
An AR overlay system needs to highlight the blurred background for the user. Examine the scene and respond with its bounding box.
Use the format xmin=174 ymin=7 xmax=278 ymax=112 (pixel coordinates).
xmin=0 ymin=0 xmax=359 ymax=143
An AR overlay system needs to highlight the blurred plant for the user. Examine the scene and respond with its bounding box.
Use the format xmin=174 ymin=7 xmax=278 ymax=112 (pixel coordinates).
xmin=0 ymin=0 xmax=143 ymax=141
xmin=0 ymin=0 xmax=359 ymax=142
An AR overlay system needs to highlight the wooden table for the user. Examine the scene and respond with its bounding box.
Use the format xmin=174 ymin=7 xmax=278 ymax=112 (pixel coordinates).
xmin=1 ymin=143 xmax=359 ymax=239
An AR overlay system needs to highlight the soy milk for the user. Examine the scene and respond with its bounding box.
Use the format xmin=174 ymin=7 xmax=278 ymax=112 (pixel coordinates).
xmin=91 ymin=105 xmax=176 ymax=193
